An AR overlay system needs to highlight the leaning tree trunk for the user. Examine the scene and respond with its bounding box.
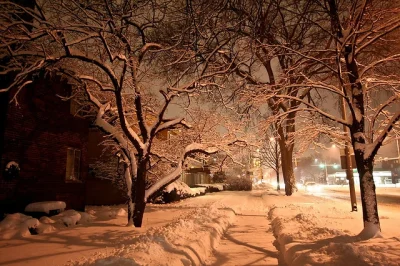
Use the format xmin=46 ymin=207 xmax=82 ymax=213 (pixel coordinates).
xmin=133 ymin=160 xmax=148 ymax=227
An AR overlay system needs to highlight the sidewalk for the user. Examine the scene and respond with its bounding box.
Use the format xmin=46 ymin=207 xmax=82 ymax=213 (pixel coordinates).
xmin=205 ymin=214 xmax=278 ymax=266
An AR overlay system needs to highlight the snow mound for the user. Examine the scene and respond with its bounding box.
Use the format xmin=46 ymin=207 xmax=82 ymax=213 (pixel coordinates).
xmin=36 ymin=223 xmax=56 ymax=234
xmin=165 ymin=180 xmax=193 ymax=195
xmin=252 ymin=181 xmax=274 ymax=190
xmin=194 ymin=184 xmax=224 ymax=192
xmin=94 ymin=207 xmax=127 ymax=220
xmin=268 ymin=199 xmax=400 ymax=266
xmin=39 ymin=216 xmax=56 ymax=224
xmin=93 ymin=257 xmax=139 ymax=266
xmin=72 ymin=205 xmax=235 ymax=266
xmin=53 ymin=210 xmax=82 ymax=227
xmin=191 ymin=187 xmax=206 ymax=195
xmin=79 ymin=212 xmax=96 ymax=223
xmin=0 ymin=213 xmax=51 ymax=239
xmin=24 ymin=201 xmax=66 ymax=214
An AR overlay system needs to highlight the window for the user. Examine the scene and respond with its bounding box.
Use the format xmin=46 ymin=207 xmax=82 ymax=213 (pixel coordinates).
xmin=66 ymin=148 xmax=81 ymax=181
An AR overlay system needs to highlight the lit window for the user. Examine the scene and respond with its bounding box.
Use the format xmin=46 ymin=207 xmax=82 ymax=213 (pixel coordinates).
xmin=66 ymin=148 xmax=81 ymax=181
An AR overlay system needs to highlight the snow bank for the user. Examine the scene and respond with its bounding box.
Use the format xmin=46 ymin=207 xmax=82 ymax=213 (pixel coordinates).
xmin=190 ymin=187 xmax=207 ymax=195
xmin=52 ymin=210 xmax=97 ymax=226
xmin=252 ymin=181 xmax=274 ymax=190
xmin=90 ymin=207 xmax=127 ymax=220
xmin=73 ymin=205 xmax=235 ymax=266
xmin=268 ymin=198 xmax=400 ymax=266
xmin=0 ymin=213 xmax=55 ymax=239
xmin=0 ymin=209 xmax=98 ymax=239
xmin=194 ymin=184 xmax=224 ymax=192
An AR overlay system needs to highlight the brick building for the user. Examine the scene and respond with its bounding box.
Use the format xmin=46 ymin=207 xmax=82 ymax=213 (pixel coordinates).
xmin=0 ymin=75 xmax=89 ymax=216
xmin=85 ymin=128 xmax=127 ymax=206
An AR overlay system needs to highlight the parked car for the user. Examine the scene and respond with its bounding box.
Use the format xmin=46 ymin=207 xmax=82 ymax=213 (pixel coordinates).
xmin=304 ymin=182 xmax=322 ymax=193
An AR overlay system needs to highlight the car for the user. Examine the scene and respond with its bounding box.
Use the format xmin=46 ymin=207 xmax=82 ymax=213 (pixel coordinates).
xmin=304 ymin=182 xmax=322 ymax=193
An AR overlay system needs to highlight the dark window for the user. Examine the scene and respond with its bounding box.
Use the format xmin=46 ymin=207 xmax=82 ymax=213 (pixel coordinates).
xmin=66 ymin=148 xmax=81 ymax=181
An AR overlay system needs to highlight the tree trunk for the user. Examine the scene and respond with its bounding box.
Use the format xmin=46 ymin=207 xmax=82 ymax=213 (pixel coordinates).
xmin=276 ymin=170 xmax=280 ymax=191
xmin=355 ymin=154 xmax=381 ymax=237
xmin=124 ymin=165 xmax=134 ymax=226
xmin=280 ymin=144 xmax=295 ymax=195
xmin=133 ymin=162 xmax=147 ymax=228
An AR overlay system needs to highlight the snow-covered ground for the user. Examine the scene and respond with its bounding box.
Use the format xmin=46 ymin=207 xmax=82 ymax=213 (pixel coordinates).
xmin=266 ymin=190 xmax=400 ymax=265
xmin=1 ymin=184 xmax=399 ymax=265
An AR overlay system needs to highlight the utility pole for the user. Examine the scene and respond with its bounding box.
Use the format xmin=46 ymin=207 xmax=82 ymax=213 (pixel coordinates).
xmin=340 ymin=96 xmax=358 ymax=212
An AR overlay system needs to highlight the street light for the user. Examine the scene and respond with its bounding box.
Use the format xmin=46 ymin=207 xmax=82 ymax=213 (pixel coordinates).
xmin=318 ymin=162 xmax=339 ymax=183
xmin=319 ymin=162 xmax=328 ymax=182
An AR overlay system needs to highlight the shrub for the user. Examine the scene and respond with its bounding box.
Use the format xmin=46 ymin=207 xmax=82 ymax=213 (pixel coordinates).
xmin=224 ymin=177 xmax=252 ymax=191
xmin=212 ymin=171 xmax=227 ymax=183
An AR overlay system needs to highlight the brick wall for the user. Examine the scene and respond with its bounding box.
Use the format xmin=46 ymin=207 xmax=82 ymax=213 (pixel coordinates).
xmin=0 ymin=76 xmax=89 ymax=214
xmin=86 ymin=129 xmax=127 ymax=205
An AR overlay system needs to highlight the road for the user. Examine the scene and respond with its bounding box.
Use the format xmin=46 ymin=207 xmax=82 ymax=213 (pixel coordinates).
xmin=305 ymin=185 xmax=400 ymax=206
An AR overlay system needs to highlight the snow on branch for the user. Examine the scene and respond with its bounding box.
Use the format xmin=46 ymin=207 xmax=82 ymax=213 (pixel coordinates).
xmin=364 ymin=110 xmax=400 ymax=160
xmin=144 ymin=143 xmax=218 ymax=201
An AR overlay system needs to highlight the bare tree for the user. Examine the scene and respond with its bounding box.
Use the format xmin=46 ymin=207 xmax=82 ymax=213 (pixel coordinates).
xmin=259 ymin=125 xmax=281 ymax=191
xmin=0 ymin=0 xmax=234 ymax=227
xmin=185 ymin=0 xmax=331 ymax=195
xmin=256 ymin=0 xmax=400 ymax=236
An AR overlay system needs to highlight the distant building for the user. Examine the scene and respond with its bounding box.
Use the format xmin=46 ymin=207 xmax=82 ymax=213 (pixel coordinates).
xmin=327 ymin=170 xmax=394 ymax=185
xmin=181 ymin=157 xmax=211 ymax=186
xmin=382 ymin=159 xmax=400 ymax=184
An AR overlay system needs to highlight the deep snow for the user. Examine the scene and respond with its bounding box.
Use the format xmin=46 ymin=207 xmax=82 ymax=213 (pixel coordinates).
xmin=0 ymin=182 xmax=399 ymax=266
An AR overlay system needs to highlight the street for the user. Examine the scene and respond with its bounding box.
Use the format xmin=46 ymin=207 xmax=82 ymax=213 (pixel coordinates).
xmin=309 ymin=185 xmax=400 ymax=206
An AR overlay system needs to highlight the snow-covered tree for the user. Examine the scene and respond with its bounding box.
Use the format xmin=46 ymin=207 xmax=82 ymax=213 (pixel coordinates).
xmin=183 ymin=0 xmax=331 ymax=196
xmin=0 ymin=0 xmax=234 ymax=227
xmin=259 ymin=0 xmax=400 ymax=236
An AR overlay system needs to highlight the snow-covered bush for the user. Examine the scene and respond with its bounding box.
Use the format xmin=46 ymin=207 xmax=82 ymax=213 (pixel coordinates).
xmin=212 ymin=171 xmax=227 ymax=183
xmin=224 ymin=177 xmax=252 ymax=191
xmin=150 ymin=180 xmax=206 ymax=203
